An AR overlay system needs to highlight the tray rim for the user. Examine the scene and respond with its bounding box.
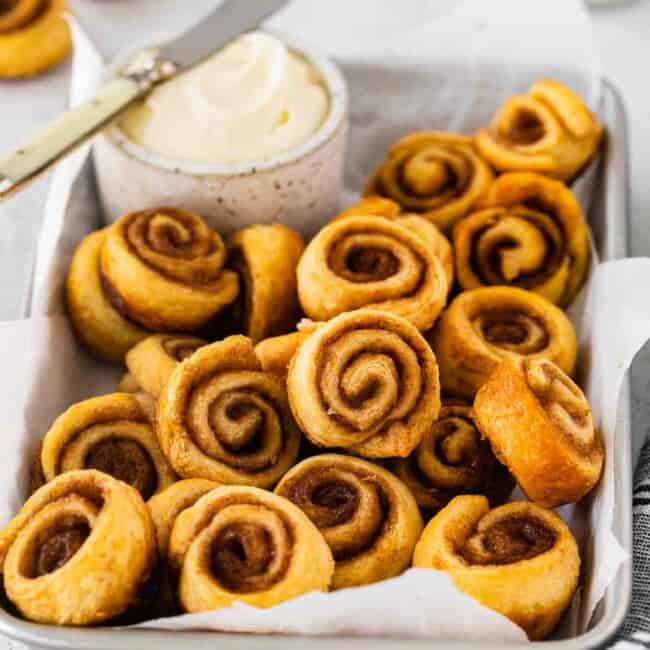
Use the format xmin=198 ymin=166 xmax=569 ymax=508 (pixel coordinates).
xmin=0 ymin=78 xmax=633 ymax=650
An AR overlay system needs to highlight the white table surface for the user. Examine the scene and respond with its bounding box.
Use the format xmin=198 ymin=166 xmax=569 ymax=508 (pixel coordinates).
xmin=0 ymin=1 xmax=649 ymax=647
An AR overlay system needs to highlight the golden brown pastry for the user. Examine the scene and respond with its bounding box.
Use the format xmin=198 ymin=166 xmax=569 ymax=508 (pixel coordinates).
xmin=431 ymin=286 xmax=577 ymax=398
xmin=0 ymin=470 xmax=157 ymax=625
xmin=453 ymin=172 xmax=590 ymax=306
xmin=147 ymin=479 xmax=220 ymax=557
xmin=100 ymin=208 xmax=239 ymax=332
xmin=66 ymin=228 xmax=149 ymax=363
xmin=227 ymin=224 xmax=305 ymax=342
xmin=333 ymin=199 xmax=454 ymax=291
xmin=288 ymin=309 xmax=440 ymax=457
xmin=125 ymin=333 xmax=207 ymax=398
xmin=412 ymin=495 xmax=580 ymax=640
xmin=393 ymin=401 xmax=513 ymax=514
xmin=275 ymin=454 xmax=422 ymax=589
xmin=297 ymin=215 xmax=448 ymax=331
xmin=0 ymin=0 xmax=71 ymax=78
xmin=118 ymin=372 xmax=142 ymax=393
xmin=255 ymin=330 xmax=312 ymax=379
xmin=38 ymin=393 xmax=176 ymax=500
xmin=476 ymin=79 xmax=603 ymax=181
xmin=157 ymin=335 xmax=301 ymax=487
xmin=473 ymin=357 xmax=603 ymax=507
xmin=364 ymin=132 xmax=494 ymax=232
xmin=168 ymin=485 xmax=334 ymax=611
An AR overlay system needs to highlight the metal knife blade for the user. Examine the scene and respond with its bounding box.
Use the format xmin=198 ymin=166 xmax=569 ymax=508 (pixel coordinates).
xmin=159 ymin=0 xmax=289 ymax=69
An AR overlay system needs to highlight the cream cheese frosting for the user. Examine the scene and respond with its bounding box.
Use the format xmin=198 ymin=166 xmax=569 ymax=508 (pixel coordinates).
xmin=119 ymin=31 xmax=329 ymax=165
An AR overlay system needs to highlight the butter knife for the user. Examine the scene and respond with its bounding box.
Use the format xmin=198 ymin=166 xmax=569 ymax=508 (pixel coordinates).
xmin=0 ymin=0 xmax=288 ymax=201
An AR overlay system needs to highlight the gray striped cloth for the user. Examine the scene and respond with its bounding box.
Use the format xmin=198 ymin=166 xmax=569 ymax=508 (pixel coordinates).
xmin=611 ymin=441 xmax=650 ymax=648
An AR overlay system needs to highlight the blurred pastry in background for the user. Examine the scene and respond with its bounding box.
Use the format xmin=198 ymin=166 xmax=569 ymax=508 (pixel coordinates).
xmin=476 ymin=79 xmax=603 ymax=181
xmin=0 ymin=0 xmax=71 ymax=78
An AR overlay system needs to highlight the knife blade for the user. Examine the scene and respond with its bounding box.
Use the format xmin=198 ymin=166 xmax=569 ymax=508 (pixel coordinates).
xmin=0 ymin=0 xmax=289 ymax=201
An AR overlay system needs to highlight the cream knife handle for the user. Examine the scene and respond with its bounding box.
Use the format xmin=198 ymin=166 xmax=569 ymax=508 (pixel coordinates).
xmin=0 ymin=77 xmax=143 ymax=200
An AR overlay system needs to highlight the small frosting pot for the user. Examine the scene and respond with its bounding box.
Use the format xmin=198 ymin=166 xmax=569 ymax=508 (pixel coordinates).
xmin=93 ymin=33 xmax=348 ymax=237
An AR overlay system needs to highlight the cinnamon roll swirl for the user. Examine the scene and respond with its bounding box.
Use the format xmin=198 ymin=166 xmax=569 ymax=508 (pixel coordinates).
xmin=0 ymin=0 xmax=71 ymax=78
xmin=473 ymin=357 xmax=603 ymax=506
xmin=100 ymin=208 xmax=239 ymax=332
xmin=431 ymin=286 xmax=577 ymax=398
xmin=287 ymin=309 xmax=441 ymax=458
xmin=147 ymin=479 xmax=220 ymax=557
xmin=333 ymin=199 xmax=454 ymax=290
xmin=454 ymin=172 xmax=590 ymax=306
xmin=476 ymin=79 xmax=603 ymax=181
xmin=38 ymin=393 xmax=176 ymax=500
xmin=66 ymin=229 xmax=149 ymax=363
xmin=297 ymin=215 xmax=448 ymax=331
xmin=126 ymin=334 xmax=207 ymax=398
xmin=364 ymin=132 xmax=494 ymax=232
xmin=394 ymin=401 xmax=513 ymax=513
xmin=275 ymin=454 xmax=422 ymax=589
xmin=168 ymin=485 xmax=334 ymax=611
xmin=227 ymin=224 xmax=305 ymax=342
xmin=413 ymin=495 xmax=580 ymax=640
xmin=0 ymin=470 xmax=156 ymax=625
xmin=157 ymin=335 xmax=301 ymax=487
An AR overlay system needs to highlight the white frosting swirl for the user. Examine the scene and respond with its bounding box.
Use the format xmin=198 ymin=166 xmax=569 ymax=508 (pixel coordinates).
xmin=119 ymin=32 xmax=329 ymax=165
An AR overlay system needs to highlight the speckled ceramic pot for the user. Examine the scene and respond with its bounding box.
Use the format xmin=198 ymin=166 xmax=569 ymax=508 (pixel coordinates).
xmin=93 ymin=35 xmax=348 ymax=238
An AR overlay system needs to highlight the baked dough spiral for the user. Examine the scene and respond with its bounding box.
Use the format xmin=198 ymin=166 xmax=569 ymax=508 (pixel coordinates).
xmin=227 ymin=224 xmax=305 ymax=342
xmin=125 ymin=334 xmax=207 ymax=398
xmin=453 ymin=172 xmax=590 ymax=306
xmin=476 ymin=79 xmax=603 ymax=181
xmin=413 ymin=495 xmax=580 ymax=640
xmin=157 ymin=335 xmax=301 ymax=487
xmin=38 ymin=393 xmax=176 ymax=500
xmin=147 ymin=479 xmax=220 ymax=557
xmin=0 ymin=470 xmax=156 ymax=625
xmin=297 ymin=215 xmax=448 ymax=331
xmin=364 ymin=132 xmax=494 ymax=232
xmin=393 ymin=401 xmax=513 ymax=513
xmin=167 ymin=485 xmax=334 ymax=612
xmin=66 ymin=228 xmax=149 ymax=363
xmin=333 ymin=198 xmax=454 ymax=290
xmin=100 ymin=208 xmax=239 ymax=332
xmin=287 ymin=309 xmax=441 ymax=458
xmin=431 ymin=286 xmax=577 ymax=398
xmin=473 ymin=357 xmax=603 ymax=506
xmin=0 ymin=0 xmax=71 ymax=78
xmin=275 ymin=454 xmax=422 ymax=589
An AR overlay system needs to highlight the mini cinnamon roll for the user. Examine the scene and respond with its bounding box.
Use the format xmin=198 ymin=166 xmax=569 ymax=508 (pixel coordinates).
xmin=364 ymin=132 xmax=494 ymax=232
xmin=100 ymin=208 xmax=239 ymax=332
xmin=393 ymin=401 xmax=513 ymax=514
xmin=275 ymin=454 xmax=422 ymax=589
xmin=332 ymin=199 xmax=454 ymax=290
xmin=454 ymin=172 xmax=590 ymax=306
xmin=227 ymin=224 xmax=305 ymax=342
xmin=413 ymin=495 xmax=580 ymax=640
xmin=147 ymin=479 xmax=220 ymax=557
xmin=0 ymin=470 xmax=156 ymax=625
xmin=476 ymin=79 xmax=603 ymax=181
xmin=38 ymin=393 xmax=176 ymax=500
xmin=297 ymin=215 xmax=448 ymax=331
xmin=125 ymin=334 xmax=207 ymax=398
xmin=431 ymin=286 xmax=577 ymax=398
xmin=0 ymin=0 xmax=71 ymax=78
xmin=157 ymin=335 xmax=301 ymax=487
xmin=287 ymin=309 xmax=441 ymax=458
xmin=473 ymin=357 xmax=603 ymax=506
xmin=168 ymin=485 xmax=334 ymax=611
xmin=66 ymin=229 xmax=149 ymax=363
